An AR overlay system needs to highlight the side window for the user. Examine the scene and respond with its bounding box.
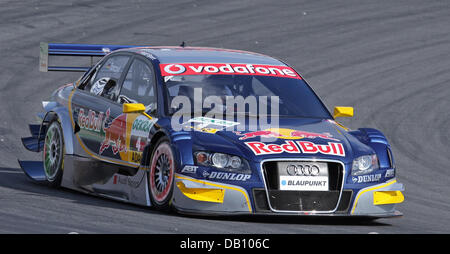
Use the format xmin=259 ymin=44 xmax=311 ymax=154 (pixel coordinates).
xmin=85 ymin=55 xmax=130 ymax=98
xmin=118 ymin=59 xmax=156 ymax=111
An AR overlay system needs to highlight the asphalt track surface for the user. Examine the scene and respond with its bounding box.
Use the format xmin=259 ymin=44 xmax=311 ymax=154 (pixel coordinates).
xmin=0 ymin=0 xmax=449 ymax=234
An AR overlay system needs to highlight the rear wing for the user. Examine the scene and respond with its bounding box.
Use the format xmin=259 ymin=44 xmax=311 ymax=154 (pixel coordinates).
xmin=39 ymin=42 xmax=146 ymax=72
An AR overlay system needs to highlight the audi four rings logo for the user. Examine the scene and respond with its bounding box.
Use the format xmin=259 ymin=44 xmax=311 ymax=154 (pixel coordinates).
xmin=286 ymin=164 xmax=320 ymax=176
xmin=163 ymin=64 xmax=186 ymax=74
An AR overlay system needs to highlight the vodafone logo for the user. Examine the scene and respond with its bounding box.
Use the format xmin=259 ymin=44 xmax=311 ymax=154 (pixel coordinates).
xmin=160 ymin=63 xmax=301 ymax=79
xmin=163 ymin=64 xmax=186 ymax=75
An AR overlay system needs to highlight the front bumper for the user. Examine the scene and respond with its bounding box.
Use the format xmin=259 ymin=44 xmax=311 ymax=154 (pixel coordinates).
xmin=172 ymin=174 xmax=404 ymax=218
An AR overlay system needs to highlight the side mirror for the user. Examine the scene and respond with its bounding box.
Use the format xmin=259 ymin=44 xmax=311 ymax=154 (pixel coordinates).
xmin=333 ymin=106 xmax=354 ymax=118
xmin=123 ymin=103 xmax=146 ymax=114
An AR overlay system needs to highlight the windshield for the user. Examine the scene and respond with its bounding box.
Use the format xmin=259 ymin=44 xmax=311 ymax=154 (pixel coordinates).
xmin=164 ymin=74 xmax=332 ymax=119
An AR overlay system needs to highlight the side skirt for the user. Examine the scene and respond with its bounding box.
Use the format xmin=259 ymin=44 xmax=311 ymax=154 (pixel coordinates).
xmin=61 ymin=155 xmax=151 ymax=207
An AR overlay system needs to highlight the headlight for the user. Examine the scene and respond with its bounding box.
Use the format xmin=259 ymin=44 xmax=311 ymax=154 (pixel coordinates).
xmin=352 ymin=154 xmax=379 ymax=176
xmin=194 ymin=151 xmax=250 ymax=173
xmin=211 ymin=153 xmax=229 ymax=168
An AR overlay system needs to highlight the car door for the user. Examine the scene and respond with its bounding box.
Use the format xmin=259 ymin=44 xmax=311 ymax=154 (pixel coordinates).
xmin=70 ymin=53 xmax=136 ymax=167
xmin=114 ymin=56 xmax=158 ymax=165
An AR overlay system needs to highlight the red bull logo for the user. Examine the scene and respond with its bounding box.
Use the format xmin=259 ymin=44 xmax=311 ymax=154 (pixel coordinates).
xmin=245 ymin=140 xmax=345 ymax=157
xmin=77 ymin=108 xmax=105 ymax=133
xmin=235 ymin=130 xmax=280 ymax=140
xmin=99 ymin=110 xmax=127 ymax=155
xmin=235 ymin=128 xmax=339 ymax=141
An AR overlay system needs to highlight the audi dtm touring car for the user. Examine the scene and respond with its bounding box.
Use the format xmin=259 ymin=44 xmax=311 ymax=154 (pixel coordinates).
xmin=19 ymin=43 xmax=404 ymax=218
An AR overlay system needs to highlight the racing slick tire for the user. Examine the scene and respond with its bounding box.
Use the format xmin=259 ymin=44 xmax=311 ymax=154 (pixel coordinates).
xmin=148 ymin=137 xmax=175 ymax=211
xmin=43 ymin=120 xmax=64 ymax=187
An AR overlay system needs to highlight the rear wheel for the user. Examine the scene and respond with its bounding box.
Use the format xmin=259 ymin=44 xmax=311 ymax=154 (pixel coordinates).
xmin=148 ymin=137 xmax=175 ymax=211
xmin=43 ymin=120 xmax=64 ymax=187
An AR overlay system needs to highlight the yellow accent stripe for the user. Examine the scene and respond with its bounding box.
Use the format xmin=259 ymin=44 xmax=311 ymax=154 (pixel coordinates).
xmin=175 ymin=174 xmax=252 ymax=212
xmin=142 ymin=112 xmax=153 ymax=120
xmin=68 ymin=89 xmax=139 ymax=168
xmin=334 ymin=121 xmax=350 ymax=131
xmin=351 ymin=179 xmax=397 ymax=214
xmin=68 ymin=88 xmax=76 ymax=129
xmin=176 ymin=182 xmax=225 ymax=203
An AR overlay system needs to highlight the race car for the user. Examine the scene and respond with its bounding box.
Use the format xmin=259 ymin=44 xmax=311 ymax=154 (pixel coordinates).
xmin=19 ymin=42 xmax=404 ymax=218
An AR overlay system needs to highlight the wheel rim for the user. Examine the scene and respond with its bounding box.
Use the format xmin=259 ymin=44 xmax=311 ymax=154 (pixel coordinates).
xmin=43 ymin=123 xmax=63 ymax=181
xmin=149 ymin=142 xmax=174 ymax=203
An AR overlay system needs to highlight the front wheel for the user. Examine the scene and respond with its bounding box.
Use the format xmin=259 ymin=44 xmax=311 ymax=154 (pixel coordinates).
xmin=148 ymin=137 xmax=175 ymax=211
xmin=43 ymin=120 xmax=64 ymax=187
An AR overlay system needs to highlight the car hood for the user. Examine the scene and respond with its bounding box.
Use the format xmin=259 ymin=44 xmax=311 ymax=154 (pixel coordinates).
xmin=190 ymin=117 xmax=374 ymax=164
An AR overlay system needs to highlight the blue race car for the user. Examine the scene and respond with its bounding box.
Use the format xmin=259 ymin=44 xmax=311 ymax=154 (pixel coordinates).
xmin=19 ymin=43 xmax=404 ymax=218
